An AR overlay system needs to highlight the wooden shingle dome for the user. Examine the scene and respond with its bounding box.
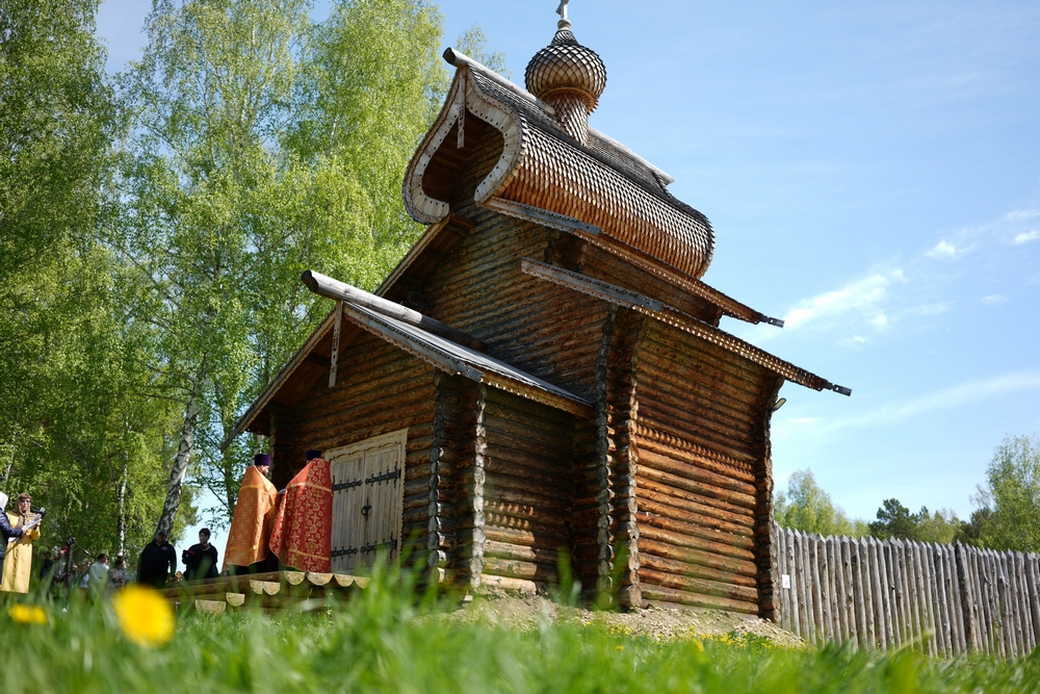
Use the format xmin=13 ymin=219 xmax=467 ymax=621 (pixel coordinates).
xmin=525 ymin=24 xmax=607 ymax=143
xmin=402 ymin=24 xmax=717 ymax=282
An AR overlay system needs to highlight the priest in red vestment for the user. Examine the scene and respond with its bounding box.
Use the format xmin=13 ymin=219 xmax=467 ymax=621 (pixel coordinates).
xmin=268 ymin=450 xmax=332 ymax=572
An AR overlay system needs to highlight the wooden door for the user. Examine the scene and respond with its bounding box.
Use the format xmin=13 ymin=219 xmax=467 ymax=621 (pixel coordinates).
xmin=327 ymin=429 xmax=407 ymax=573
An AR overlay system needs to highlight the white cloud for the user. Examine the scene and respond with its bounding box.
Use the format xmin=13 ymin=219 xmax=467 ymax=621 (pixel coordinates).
xmin=926 ymin=240 xmax=962 ymax=259
xmin=1012 ymin=230 xmax=1040 ymax=245
xmin=825 ymin=371 xmax=1040 ymax=432
xmin=910 ymin=302 xmax=952 ymax=317
xmin=869 ymin=313 xmax=889 ymax=330
xmin=981 ymin=294 xmax=1008 ymax=305
xmin=1004 ymin=209 xmax=1040 ymax=222
xmin=838 ymin=335 xmax=869 ymax=349
xmin=786 ymin=417 xmax=820 ymax=425
xmin=781 ymin=269 xmax=905 ymax=332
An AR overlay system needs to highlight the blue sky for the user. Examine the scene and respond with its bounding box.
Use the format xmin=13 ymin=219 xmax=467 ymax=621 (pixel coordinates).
xmin=97 ymin=1 xmax=1040 ymax=543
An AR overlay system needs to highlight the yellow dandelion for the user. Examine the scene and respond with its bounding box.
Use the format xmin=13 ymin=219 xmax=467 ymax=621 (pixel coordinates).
xmin=112 ymin=585 xmax=175 ymax=647
xmin=615 ymin=645 xmax=625 ymax=651
xmin=691 ymin=639 xmax=704 ymax=652
xmin=8 ymin=604 xmax=47 ymax=625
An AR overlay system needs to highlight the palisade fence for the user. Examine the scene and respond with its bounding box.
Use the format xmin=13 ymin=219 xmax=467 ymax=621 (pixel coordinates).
xmin=772 ymin=525 xmax=1040 ymax=658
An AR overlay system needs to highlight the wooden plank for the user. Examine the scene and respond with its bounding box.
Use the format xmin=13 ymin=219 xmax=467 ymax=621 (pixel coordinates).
xmin=1005 ymin=551 xmax=1023 ymax=657
xmin=935 ymin=545 xmax=952 ymax=653
xmin=810 ymin=534 xmax=825 ymax=644
xmin=850 ymin=537 xmax=868 ymax=649
xmin=328 ymin=300 xmax=343 ymax=388
xmin=870 ymin=538 xmax=889 ymax=650
xmin=774 ymin=526 xmax=788 ymax=629
xmin=1027 ymin=554 xmax=1040 ymax=653
xmin=891 ymin=539 xmax=909 ymax=647
xmin=796 ymin=531 xmax=811 ymax=641
xmin=955 ymin=544 xmax=978 ymax=652
xmin=944 ymin=545 xmax=965 ymax=655
xmin=835 ymin=536 xmax=851 ymax=646
xmin=884 ymin=539 xmax=900 ymax=647
xmin=785 ymin=528 xmax=800 ymax=637
xmin=1013 ymin=552 xmax=1034 ymax=655
xmin=909 ymin=541 xmax=925 ymax=654
xmin=825 ymin=536 xmax=840 ymax=643
xmin=976 ymin=546 xmax=991 ymax=653
xmin=876 ymin=537 xmax=893 ymax=649
xmin=985 ymin=550 xmax=1004 ymax=659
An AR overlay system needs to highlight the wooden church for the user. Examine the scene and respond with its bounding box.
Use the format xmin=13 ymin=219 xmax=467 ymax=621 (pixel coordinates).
xmin=232 ymin=8 xmax=850 ymax=617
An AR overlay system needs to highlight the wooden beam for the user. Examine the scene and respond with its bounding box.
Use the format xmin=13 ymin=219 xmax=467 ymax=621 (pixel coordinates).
xmin=328 ymin=300 xmax=343 ymax=389
xmin=302 ymin=270 xmax=485 ymax=351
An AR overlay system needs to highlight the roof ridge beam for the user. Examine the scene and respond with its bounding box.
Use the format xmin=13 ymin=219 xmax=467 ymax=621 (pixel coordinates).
xmin=301 ymin=270 xmax=484 ymax=351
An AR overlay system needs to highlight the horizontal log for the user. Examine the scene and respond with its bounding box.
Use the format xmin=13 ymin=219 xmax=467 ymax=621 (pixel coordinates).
xmin=479 ymin=574 xmax=546 ymax=594
xmin=303 ymin=270 xmax=485 ymax=350
xmin=634 ymin=368 xmax=759 ymax=430
xmin=637 ymin=338 xmax=763 ymax=405
xmin=638 ymin=394 xmax=757 ymax=451
xmin=637 ymin=495 xmax=753 ymax=540
xmin=483 ymin=478 xmax=569 ymax=513
xmin=636 ymin=447 xmax=756 ymax=496
xmin=638 ymin=520 xmax=755 ymax=562
xmin=638 ymin=539 xmax=757 ymax=585
xmin=639 ymin=577 xmax=759 ymax=614
xmin=479 ymin=514 xmax=569 ymax=543
xmin=638 ymin=555 xmax=758 ymax=601
xmin=635 ymin=416 xmax=758 ymax=465
xmin=484 ymin=540 xmax=564 ymax=566
xmin=638 ymin=464 xmax=757 ymax=510
xmin=637 ymin=480 xmax=754 ymax=525
xmin=634 ymin=430 xmax=754 ymax=480
xmin=483 ymin=556 xmax=558 ymax=582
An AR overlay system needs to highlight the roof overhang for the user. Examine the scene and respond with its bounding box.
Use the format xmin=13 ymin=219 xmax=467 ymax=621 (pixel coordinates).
xmin=229 ymin=279 xmax=593 ymax=443
xmin=520 ymin=258 xmax=851 ymax=396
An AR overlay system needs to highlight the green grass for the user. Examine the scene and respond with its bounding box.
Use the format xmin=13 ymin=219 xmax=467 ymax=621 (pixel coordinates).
xmin=3 ymin=569 xmax=1038 ymax=693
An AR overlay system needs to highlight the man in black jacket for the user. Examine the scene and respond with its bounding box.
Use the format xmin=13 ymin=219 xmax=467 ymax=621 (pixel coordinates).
xmin=137 ymin=531 xmax=177 ymax=588
xmin=182 ymin=528 xmax=219 ymax=581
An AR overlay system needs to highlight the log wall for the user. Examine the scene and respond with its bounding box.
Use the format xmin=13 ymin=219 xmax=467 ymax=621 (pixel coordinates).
xmin=479 ymin=387 xmax=576 ymax=592
xmin=271 ymin=331 xmax=437 ymax=556
xmin=774 ymin=526 xmax=1040 ymax=659
xmin=405 ymin=203 xmax=611 ymax=401
xmin=580 ymin=244 xmax=722 ymax=325
xmin=632 ymin=319 xmax=774 ymax=614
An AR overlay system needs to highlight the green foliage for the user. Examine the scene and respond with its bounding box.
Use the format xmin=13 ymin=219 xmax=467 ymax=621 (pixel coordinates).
xmin=118 ymin=0 xmax=452 ymax=527
xmin=968 ymin=435 xmax=1040 ymax=552
xmin=0 ymin=0 xmax=182 ymax=559
xmin=774 ymin=470 xmax=868 ymax=537
xmin=868 ymin=499 xmax=962 ymax=544
xmin=2 ymin=574 xmax=1038 ymax=692
xmin=454 ymin=25 xmax=509 ymax=76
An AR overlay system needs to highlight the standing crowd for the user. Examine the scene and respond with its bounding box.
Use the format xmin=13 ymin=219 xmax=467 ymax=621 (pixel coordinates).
xmin=0 ymin=448 xmax=335 ymax=596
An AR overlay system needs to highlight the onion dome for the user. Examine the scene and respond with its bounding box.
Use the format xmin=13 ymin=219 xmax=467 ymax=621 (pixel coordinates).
xmin=524 ymin=19 xmax=606 ymax=144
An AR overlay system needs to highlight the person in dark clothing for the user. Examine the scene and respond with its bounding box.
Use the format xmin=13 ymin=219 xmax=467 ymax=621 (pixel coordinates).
xmin=182 ymin=528 xmax=219 ymax=581
xmin=137 ymin=532 xmax=177 ymax=588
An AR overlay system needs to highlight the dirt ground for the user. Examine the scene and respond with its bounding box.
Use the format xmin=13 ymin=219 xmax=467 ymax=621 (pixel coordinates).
xmin=442 ymin=590 xmax=804 ymax=648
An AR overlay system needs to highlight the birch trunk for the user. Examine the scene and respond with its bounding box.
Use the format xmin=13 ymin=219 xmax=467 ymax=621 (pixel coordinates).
xmin=116 ymin=456 xmax=129 ymax=556
xmin=155 ymin=393 xmax=200 ymax=538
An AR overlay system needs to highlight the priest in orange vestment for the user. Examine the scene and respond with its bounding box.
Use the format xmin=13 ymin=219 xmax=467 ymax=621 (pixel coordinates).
xmin=268 ymin=450 xmax=332 ymax=572
xmin=223 ymin=454 xmax=278 ymax=573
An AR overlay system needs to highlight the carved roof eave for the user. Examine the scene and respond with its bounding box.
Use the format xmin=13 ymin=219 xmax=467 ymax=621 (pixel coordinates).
xmin=402 ymin=67 xmax=526 ymax=224
xmin=520 ymin=258 xmax=852 ymax=397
